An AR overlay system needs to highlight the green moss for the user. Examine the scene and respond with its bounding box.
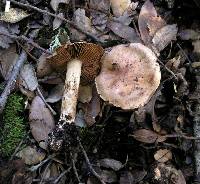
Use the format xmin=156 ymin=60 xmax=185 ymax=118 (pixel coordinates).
xmin=0 ymin=93 xmax=26 ymax=157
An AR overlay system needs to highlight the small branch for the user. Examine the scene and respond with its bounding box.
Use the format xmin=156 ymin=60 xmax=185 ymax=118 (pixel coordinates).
xmin=10 ymin=0 xmax=102 ymax=43
xmin=78 ymin=138 xmax=106 ymax=184
xmin=0 ymin=50 xmax=27 ymax=113
xmin=36 ymin=87 xmax=57 ymax=115
xmin=28 ymin=154 xmax=56 ymax=172
xmin=53 ymin=167 xmax=72 ymax=184
xmin=0 ymin=32 xmax=51 ymax=54
xmin=71 ymin=154 xmax=81 ymax=183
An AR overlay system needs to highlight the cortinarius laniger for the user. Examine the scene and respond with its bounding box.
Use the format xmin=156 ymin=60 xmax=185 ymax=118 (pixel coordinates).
xmin=95 ymin=43 xmax=161 ymax=109
xmin=47 ymin=42 xmax=104 ymax=150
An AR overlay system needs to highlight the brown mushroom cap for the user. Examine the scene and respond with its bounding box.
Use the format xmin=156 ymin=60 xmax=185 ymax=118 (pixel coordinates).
xmin=47 ymin=42 xmax=104 ymax=83
xmin=95 ymin=43 xmax=161 ymax=110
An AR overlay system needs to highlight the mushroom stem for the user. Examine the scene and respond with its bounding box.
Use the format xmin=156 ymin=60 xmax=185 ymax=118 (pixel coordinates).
xmin=59 ymin=58 xmax=82 ymax=126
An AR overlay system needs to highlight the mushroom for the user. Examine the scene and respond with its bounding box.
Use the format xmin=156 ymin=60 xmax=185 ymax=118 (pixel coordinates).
xmin=95 ymin=43 xmax=161 ymax=110
xmin=47 ymin=42 xmax=104 ymax=150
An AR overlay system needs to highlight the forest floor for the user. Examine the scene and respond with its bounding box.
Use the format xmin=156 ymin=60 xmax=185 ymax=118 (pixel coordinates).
xmin=1 ymin=0 xmax=200 ymax=183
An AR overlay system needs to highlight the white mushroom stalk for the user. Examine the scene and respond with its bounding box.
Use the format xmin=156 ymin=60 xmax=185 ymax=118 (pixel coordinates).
xmin=59 ymin=59 xmax=82 ymax=127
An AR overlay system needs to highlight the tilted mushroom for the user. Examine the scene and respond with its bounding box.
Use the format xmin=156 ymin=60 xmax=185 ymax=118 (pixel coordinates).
xmin=47 ymin=42 xmax=104 ymax=150
xmin=95 ymin=43 xmax=161 ymax=110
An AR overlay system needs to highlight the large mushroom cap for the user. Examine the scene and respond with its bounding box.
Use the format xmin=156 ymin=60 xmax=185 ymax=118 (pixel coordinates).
xmin=95 ymin=43 xmax=161 ymax=110
xmin=47 ymin=42 xmax=104 ymax=83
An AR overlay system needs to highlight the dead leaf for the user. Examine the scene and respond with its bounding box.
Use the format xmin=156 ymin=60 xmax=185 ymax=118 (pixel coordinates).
xmin=46 ymin=84 xmax=64 ymax=103
xmin=29 ymin=96 xmax=55 ymax=149
xmin=110 ymin=0 xmax=131 ymax=17
xmin=78 ymin=85 xmax=92 ymax=103
xmin=16 ymin=146 xmax=46 ymax=165
xmin=0 ymin=22 xmax=19 ymax=49
xmin=0 ymin=45 xmax=18 ymax=80
xmin=0 ymin=8 xmax=29 ymax=23
xmin=107 ymin=21 xmax=140 ymax=42
xmin=154 ymin=163 xmax=186 ymax=184
xmin=138 ymin=0 xmax=166 ymax=45
xmin=154 ymin=149 xmax=172 ymax=163
xmin=152 ymin=24 xmax=178 ymax=52
xmin=75 ymin=109 xmax=86 ymax=127
xmin=37 ymin=53 xmax=53 ymax=78
xmin=53 ymin=13 xmax=64 ymax=30
xmin=132 ymin=129 xmax=166 ymax=143
xmin=89 ymin=0 xmax=109 ymax=31
xmin=99 ymin=158 xmax=123 ymax=171
xmin=120 ymin=170 xmax=147 ymax=184
xmin=50 ymin=0 xmax=70 ymax=12
xmin=101 ymin=170 xmax=117 ymax=183
xmin=165 ymin=56 xmax=181 ymax=72
xmin=70 ymin=8 xmax=98 ymax=41
xmin=84 ymin=86 xmax=101 ymax=126
xmin=19 ymin=64 xmax=38 ymax=91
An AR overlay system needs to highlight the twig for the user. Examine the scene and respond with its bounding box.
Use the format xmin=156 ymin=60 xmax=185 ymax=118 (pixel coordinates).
xmin=53 ymin=167 xmax=72 ymax=184
xmin=78 ymin=138 xmax=106 ymax=184
xmin=40 ymin=161 xmax=52 ymax=184
xmin=16 ymin=41 xmax=39 ymax=62
xmin=0 ymin=32 xmax=51 ymax=54
xmin=28 ymin=154 xmax=56 ymax=172
xmin=164 ymin=133 xmax=200 ymax=140
xmin=0 ymin=50 xmax=27 ymax=113
xmin=10 ymin=0 xmax=103 ymax=43
xmin=71 ymin=153 xmax=81 ymax=183
xmin=36 ymin=87 xmax=57 ymax=115
xmin=177 ymin=43 xmax=192 ymax=64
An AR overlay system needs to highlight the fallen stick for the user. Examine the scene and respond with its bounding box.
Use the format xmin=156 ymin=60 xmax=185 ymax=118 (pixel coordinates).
xmin=0 ymin=50 xmax=27 ymax=113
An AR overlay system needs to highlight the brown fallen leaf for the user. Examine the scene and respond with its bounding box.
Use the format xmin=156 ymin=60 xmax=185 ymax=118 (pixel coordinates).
xmin=138 ymin=0 xmax=165 ymax=46
xmin=0 ymin=45 xmax=18 ymax=80
xmin=70 ymin=8 xmax=98 ymax=41
xmin=154 ymin=149 xmax=172 ymax=163
xmin=152 ymin=24 xmax=178 ymax=52
xmin=37 ymin=53 xmax=52 ymax=78
xmin=132 ymin=129 xmax=166 ymax=143
xmin=107 ymin=21 xmax=140 ymax=43
xmin=84 ymin=86 xmax=101 ymax=126
xmin=99 ymin=158 xmax=123 ymax=171
xmin=0 ymin=8 xmax=29 ymax=23
xmin=29 ymin=96 xmax=55 ymax=149
xmin=19 ymin=64 xmax=38 ymax=91
xmin=16 ymin=146 xmax=46 ymax=165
